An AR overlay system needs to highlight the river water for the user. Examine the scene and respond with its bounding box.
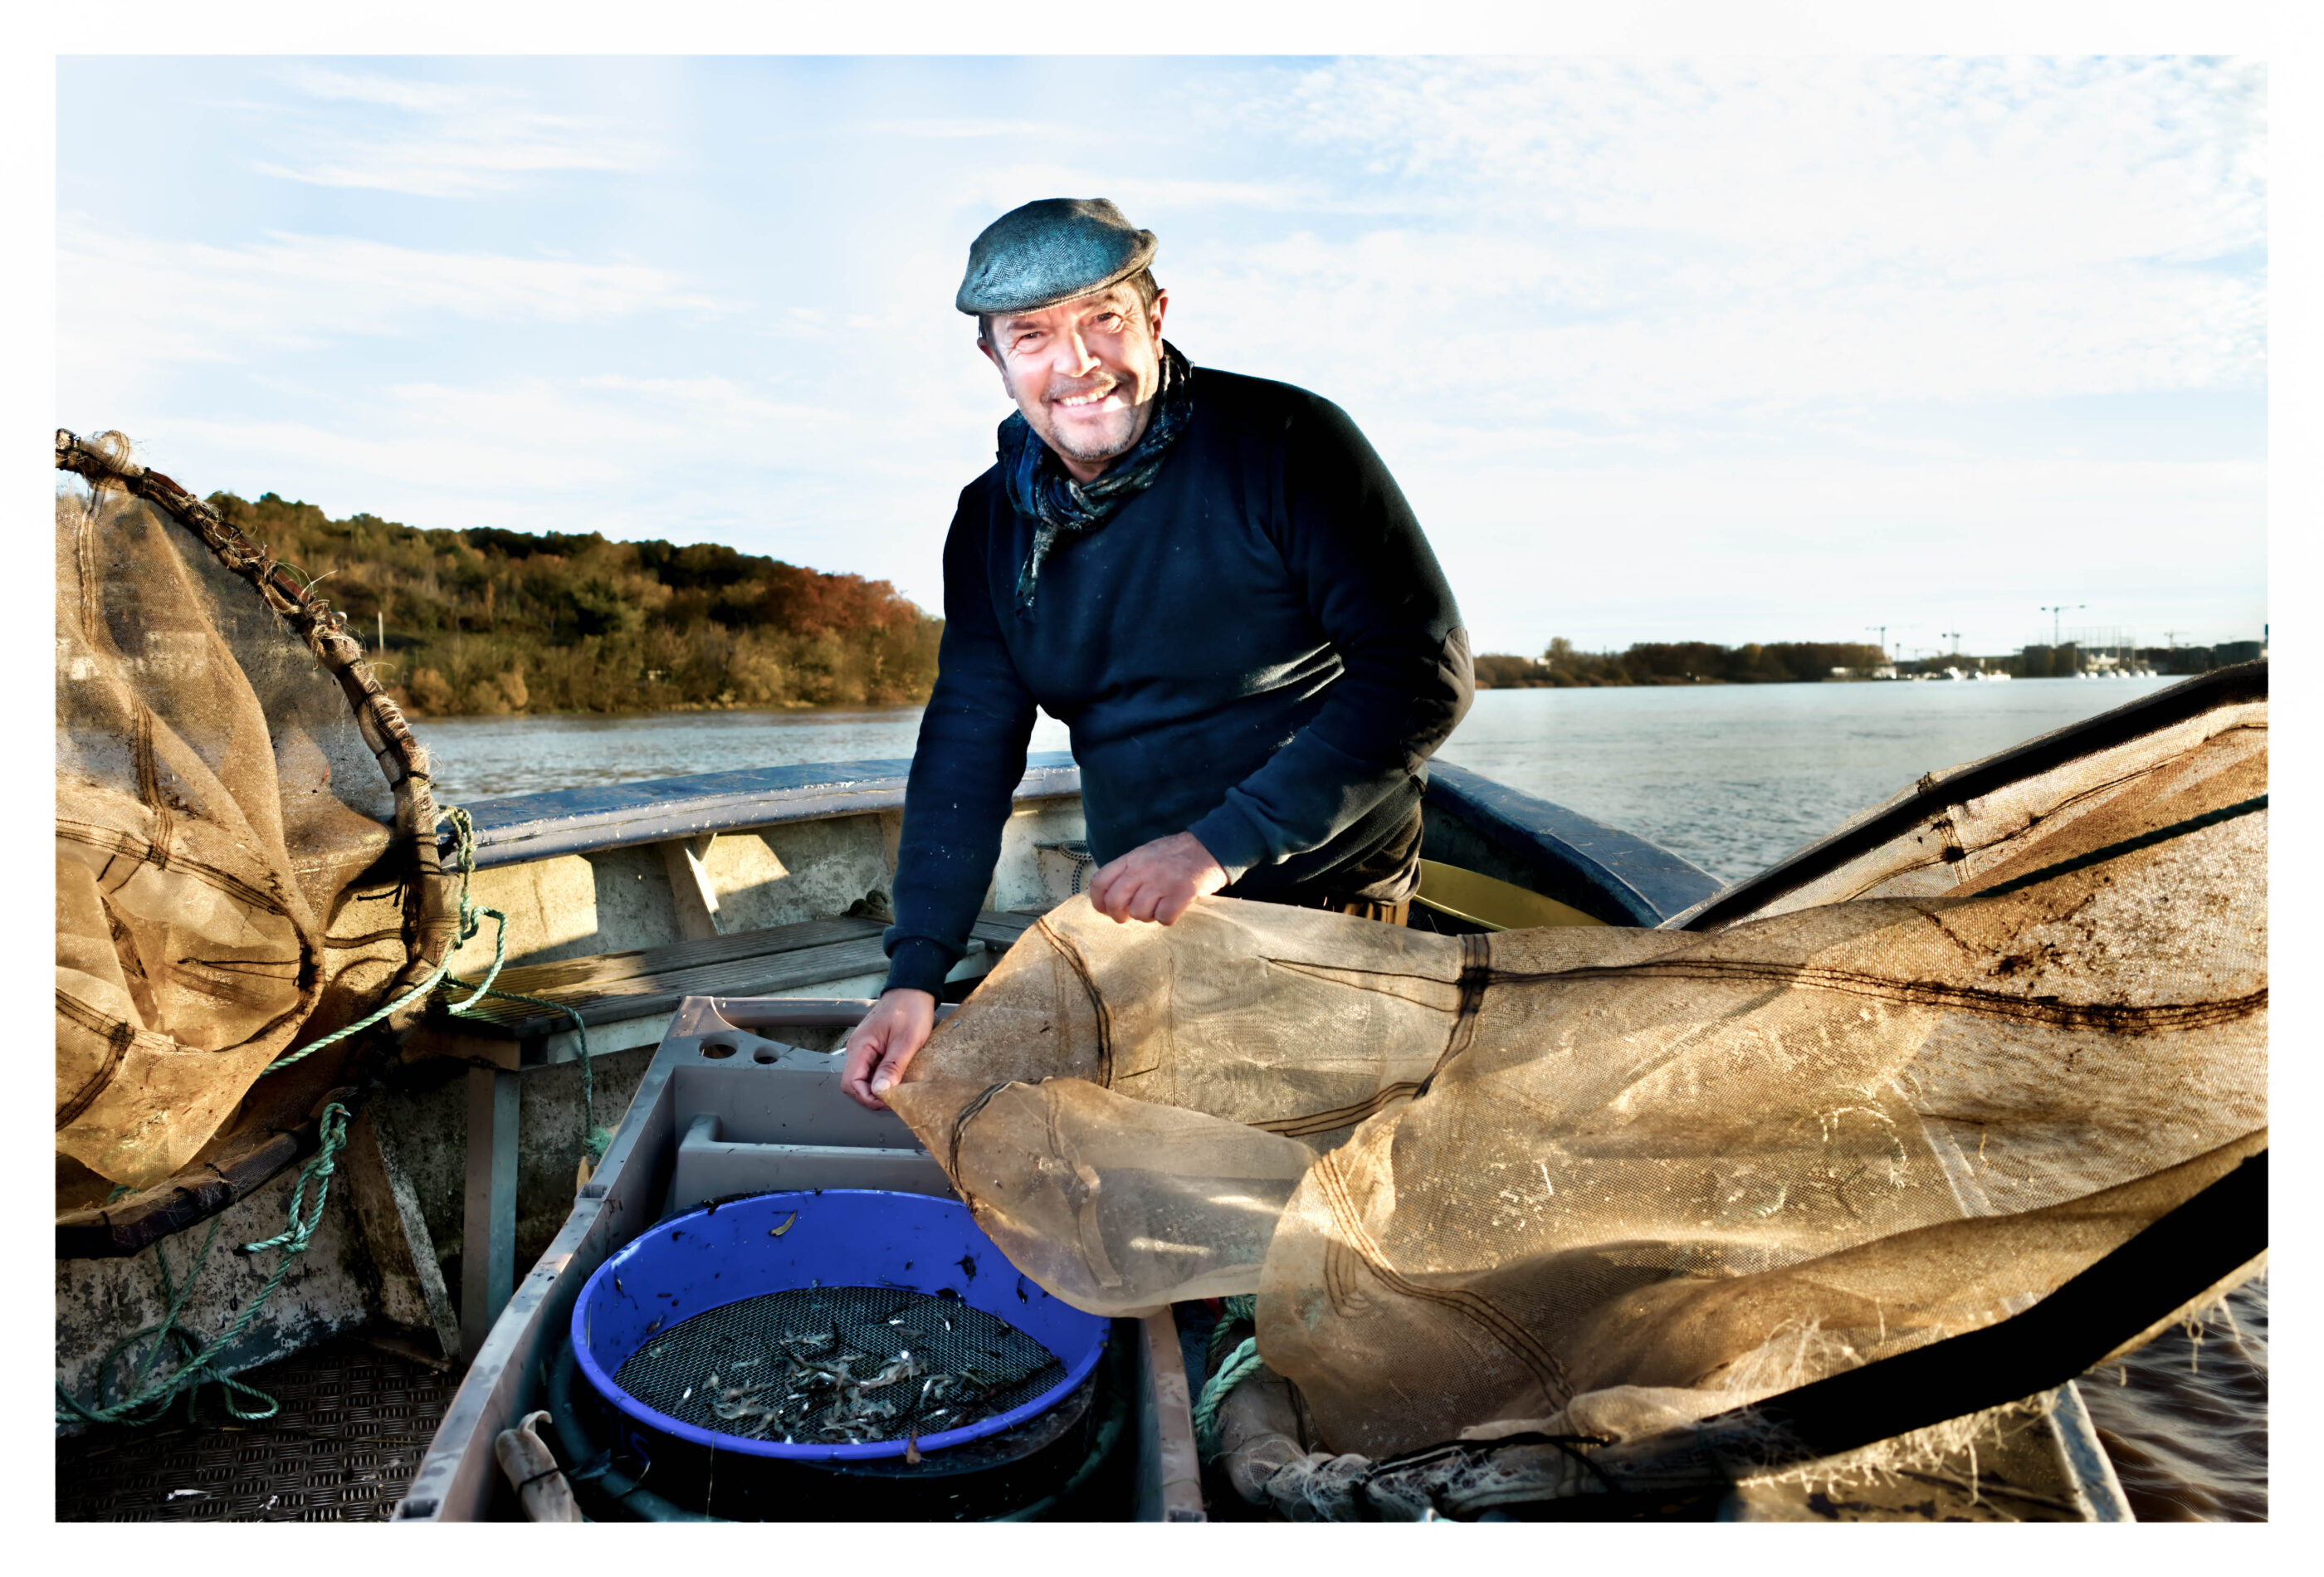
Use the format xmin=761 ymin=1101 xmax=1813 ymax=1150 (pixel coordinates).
xmin=417 ymin=674 xmax=2264 ymax=1519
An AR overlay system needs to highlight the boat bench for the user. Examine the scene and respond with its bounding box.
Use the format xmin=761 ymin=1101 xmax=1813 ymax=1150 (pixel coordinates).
xmin=417 ymin=907 xmax=1044 ymax=1357
xmin=425 ymin=908 xmax=1042 ymax=1059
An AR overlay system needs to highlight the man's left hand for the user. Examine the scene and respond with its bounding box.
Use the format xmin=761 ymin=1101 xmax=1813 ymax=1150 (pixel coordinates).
xmin=1087 ymin=831 xmax=1228 ymax=925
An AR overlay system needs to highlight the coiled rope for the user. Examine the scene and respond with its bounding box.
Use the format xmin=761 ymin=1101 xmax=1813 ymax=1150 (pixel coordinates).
xmin=55 ymin=1104 xmax=351 ymax=1427
xmin=1194 ymin=1294 xmax=1265 ymax=1460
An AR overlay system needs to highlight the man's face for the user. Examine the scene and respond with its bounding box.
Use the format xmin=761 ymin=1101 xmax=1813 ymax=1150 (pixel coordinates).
xmin=981 ymin=282 xmax=1169 ymax=482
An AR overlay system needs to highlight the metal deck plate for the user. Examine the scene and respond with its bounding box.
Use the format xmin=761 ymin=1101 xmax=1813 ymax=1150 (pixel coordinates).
xmin=56 ymin=1337 xmax=456 ymax=1522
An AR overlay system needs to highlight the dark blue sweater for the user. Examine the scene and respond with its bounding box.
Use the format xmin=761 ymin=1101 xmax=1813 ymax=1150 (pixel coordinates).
xmin=881 ymin=367 xmax=1473 ymax=997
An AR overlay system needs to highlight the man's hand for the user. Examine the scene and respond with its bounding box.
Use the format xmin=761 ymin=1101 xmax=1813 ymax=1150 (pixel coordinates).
xmin=841 ymin=988 xmax=937 ymax=1111
xmin=1086 ymin=831 xmax=1228 ymax=925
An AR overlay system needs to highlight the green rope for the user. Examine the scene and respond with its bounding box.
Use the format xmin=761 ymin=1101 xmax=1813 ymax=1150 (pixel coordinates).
xmin=59 ymin=804 xmax=605 ymax=1433
xmin=259 ymin=805 xmax=484 ymax=1077
xmin=1195 ymin=1338 xmax=1266 ymax=1462
xmin=1208 ymin=1292 xmax=1257 ymax=1370
xmin=1194 ymin=1293 xmax=1263 ymax=1460
xmin=263 ymin=804 xmax=608 ymax=1163
xmin=56 ymin=1104 xmax=351 ymax=1428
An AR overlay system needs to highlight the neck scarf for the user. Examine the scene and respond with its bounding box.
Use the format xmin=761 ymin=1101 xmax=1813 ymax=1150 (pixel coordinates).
xmin=998 ymin=340 xmax=1194 ymax=610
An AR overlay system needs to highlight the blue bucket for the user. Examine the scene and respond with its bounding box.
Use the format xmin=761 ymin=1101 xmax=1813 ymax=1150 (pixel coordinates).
xmin=571 ymin=1190 xmax=1109 ymax=1463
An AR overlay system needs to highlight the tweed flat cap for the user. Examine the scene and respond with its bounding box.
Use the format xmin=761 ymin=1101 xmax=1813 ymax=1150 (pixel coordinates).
xmin=955 ymin=198 xmax=1158 ymax=316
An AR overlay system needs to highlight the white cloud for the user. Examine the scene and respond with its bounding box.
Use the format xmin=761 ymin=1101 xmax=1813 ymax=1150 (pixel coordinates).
xmin=253 ymin=65 xmax=658 ymax=198
xmin=1159 ymin=56 xmax=2267 ymax=419
xmin=950 ymin=164 xmax=1308 ymax=217
xmin=854 ymin=117 xmax=1076 ymax=139
xmin=57 ymin=215 xmax=726 ymax=373
xmin=1250 ymin=57 xmax=2263 ymax=266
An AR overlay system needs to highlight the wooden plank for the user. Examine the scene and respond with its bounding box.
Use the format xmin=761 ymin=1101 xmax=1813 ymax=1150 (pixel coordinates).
xmin=660 ymin=834 xmax=723 ymax=941
xmin=344 ymin=1108 xmax=463 ymax=1361
xmin=447 ymin=914 xmax=886 ymax=1000
xmin=969 ymin=910 xmax=1042 ymax=946
xmin=1138 ymin=1308 xmax=1208 ymax=1520
xmin=460 ymin=1067 xmax=520 ymax=1359
xmin=449 ymin=937 xmax=895 ymax=1038
xmin=437 ymin=911 xmax=1039 ymax=1040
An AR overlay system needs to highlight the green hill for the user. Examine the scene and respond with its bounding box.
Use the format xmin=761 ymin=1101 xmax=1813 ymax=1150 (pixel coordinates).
xmin=208 ymin=492 xmax=943 ymax=715
xmin=1473 ymin=637 xmax=1892 ymax=687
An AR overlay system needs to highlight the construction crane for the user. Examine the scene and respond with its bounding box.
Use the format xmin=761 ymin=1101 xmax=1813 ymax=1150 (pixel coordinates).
xmin=2040 ymin=603 xmax=2085 ymax=647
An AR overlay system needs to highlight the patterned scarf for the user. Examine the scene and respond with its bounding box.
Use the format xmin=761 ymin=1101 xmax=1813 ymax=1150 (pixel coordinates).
xmin=998 ymin=340 xmax=1194 ymax=610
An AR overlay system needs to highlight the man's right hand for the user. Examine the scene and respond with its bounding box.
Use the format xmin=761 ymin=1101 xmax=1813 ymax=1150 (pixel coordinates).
xmin=841 ymin=988 xmax=938 ymax=1111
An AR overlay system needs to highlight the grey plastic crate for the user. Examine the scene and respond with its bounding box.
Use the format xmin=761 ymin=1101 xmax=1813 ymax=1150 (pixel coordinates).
xmin=655 ymin=996 xmax=957 ymax=1214
xmin=397 ymin=996 xmax=1204 ymax=1522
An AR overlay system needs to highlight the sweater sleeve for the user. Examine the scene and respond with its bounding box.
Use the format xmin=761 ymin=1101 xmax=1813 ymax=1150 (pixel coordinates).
xmin=1184 ymin=396 xmax=1474 ymax=880
xmin=881 ymin=489 xmax=1038 ymax=997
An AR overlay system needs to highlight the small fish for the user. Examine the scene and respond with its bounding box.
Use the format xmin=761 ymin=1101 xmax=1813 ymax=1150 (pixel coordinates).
xmin=681 ymin=1387 xmax=692 ymax=1401
xmin=770 ymin=1211 xmax=798 ymax=1238
xmin=614 ymin=1277 xmax=625 ymax=1295
xmin=858 ymin=1352 xmax=922 ymax=1391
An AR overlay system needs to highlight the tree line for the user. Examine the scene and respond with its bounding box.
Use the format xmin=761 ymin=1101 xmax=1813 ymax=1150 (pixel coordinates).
xmin=1472 ymin=638 xmax=1891 ymax=688
xmin=208 ymin=492 xmax=942 ymax=715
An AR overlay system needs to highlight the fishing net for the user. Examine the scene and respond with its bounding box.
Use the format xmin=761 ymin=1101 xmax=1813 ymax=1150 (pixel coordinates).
xmin=887 ymin=669 xmax=2265 ymax=1467
xmin=55 ymin=432 xmax=452 ymax=1206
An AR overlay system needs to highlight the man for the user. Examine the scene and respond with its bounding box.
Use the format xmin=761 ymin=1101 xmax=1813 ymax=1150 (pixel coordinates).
xmin=842 ymin=198 xmax=1472 ymax=1111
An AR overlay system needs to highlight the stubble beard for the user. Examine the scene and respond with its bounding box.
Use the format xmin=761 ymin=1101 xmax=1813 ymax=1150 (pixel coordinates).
xmin=1013 ymin=366 xmax=1155 ymax=467
xmin=1044 ymin=396 xmax=1154 ymax=465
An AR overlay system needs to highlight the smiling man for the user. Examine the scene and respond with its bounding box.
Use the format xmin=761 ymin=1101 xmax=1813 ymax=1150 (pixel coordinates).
xmin=841 ymin=198 xmax=1473 ymax=1110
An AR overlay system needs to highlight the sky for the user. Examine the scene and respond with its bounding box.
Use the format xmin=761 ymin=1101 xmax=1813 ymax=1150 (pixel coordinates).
xmin=55 ymin=54 xmax=2268 ymax=660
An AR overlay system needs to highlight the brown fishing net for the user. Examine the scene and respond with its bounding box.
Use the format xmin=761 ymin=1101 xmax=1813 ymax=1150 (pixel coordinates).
xmin=889 ymin=671 xmax=2265 ymax=1466
xmin=55 ymin=432 xmax=453 ymax=1213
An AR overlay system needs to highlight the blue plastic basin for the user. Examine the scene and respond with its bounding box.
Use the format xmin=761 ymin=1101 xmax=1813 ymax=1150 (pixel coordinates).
xmin=571 ymin=1189 xmax=1109 ymax=1463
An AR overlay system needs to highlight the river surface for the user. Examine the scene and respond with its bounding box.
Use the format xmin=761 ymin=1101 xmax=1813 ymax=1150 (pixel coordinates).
xmin=422 ymin=675 xmax=2180 ymax=891
xmin=417 ymin=673 xmax=2264 ymax=1519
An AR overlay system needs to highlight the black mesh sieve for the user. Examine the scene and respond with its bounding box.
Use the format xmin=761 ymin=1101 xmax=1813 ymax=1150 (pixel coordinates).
xmin=611 ymin=1284 xmax=1065 ymax=1448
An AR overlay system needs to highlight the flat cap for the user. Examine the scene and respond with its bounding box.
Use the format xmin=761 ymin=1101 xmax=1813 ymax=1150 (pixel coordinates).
xmin=955 ymin=198 xmax=1158 ymax=316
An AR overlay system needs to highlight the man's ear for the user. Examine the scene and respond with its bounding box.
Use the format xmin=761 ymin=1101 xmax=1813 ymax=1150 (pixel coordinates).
xmin=1148 ymin=289 xmax=1169 ymax=341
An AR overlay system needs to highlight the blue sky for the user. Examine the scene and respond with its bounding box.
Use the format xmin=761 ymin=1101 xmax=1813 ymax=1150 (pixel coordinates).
xmin=56 ymin=54 xmax=2268 ymax=658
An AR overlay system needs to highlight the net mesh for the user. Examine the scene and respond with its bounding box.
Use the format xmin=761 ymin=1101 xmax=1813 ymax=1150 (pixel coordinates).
xmin=888 ymin=675 xmax=2265 ymax=1461
xmin=55 ymin=452 xmax=417 ymax=1194
xmin=609 ymin=1285 xmax=1063 ymax=1446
